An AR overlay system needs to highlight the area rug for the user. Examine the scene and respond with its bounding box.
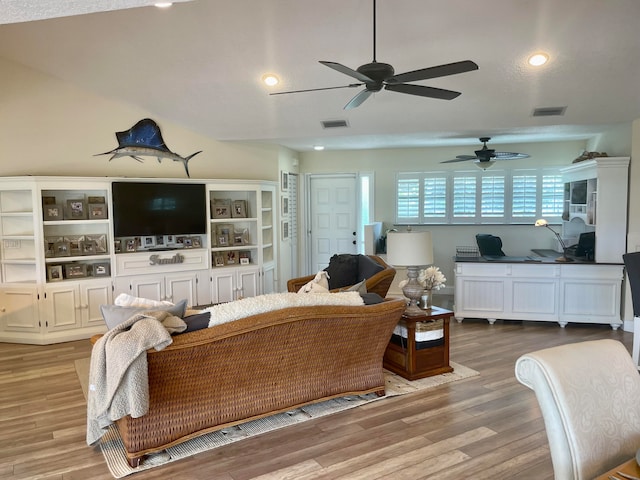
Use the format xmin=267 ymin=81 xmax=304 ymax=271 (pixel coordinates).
xmin=75 ymin=358 xmax=478 ymax=478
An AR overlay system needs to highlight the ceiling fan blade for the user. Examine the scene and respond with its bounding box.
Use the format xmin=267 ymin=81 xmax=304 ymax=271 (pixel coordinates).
xmin=494 ymin=152 xmax=531 ymax=159
xmin=319 ymin=61 xmax=374 ymax=83
xmin=389 ymin=60 xmax=479 ymax=84
xmin=344 ymin=89 xmax=373 ymax=110
xmin=441 ymin=157 xmax=476 ymax=163
xmin=385 ymin=83 xmax=461 ymax=100
xmin=270 ymin=83 xmax=362 ymax=96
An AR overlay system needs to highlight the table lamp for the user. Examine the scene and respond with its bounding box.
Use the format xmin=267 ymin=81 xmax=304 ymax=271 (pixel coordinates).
xmin=534 ymin=219 xmax=573 ymax=262
xmin=386 ymin=230 xmax=434 ymax=315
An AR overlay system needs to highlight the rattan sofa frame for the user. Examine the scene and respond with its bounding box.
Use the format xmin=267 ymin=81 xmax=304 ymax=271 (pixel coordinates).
xmin=102 ymin=298 xmax=406 ymax=467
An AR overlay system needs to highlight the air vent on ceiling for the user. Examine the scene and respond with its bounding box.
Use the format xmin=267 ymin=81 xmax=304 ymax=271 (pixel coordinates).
xmin=532 ymin=106 xmax=567 ymax=117
xmin=321 ymin=119 xmax=349 ymax=129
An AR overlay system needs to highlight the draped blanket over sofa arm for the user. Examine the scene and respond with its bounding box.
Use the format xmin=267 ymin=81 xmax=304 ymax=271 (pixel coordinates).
xmin=99 ymin=298 xmax=405 ymax=467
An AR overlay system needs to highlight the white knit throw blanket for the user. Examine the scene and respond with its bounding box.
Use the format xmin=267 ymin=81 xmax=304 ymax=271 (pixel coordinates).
xmin=204 ymin=292 xmax=364 ymax=328
xmin=86 ymin=311 xmax=186 ymax=446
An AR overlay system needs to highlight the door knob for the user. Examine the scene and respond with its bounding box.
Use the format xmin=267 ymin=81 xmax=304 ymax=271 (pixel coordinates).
xmin=352 ymin=240 xmax=356 ymax=245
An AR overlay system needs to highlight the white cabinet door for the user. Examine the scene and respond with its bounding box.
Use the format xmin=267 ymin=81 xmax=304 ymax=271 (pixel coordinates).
xmin=129 ymin=276 xmax=164 ymax=302
xmin=0 ymin=285 xmax=40 ymax=333
xmin=80 ymin=280 xmax=112 ymax=327
xmin=237 ymin=267 xmax=260 ymax=299
xmin=262 ymin=264 xmax=276 ymax=294
xmin=165 ymin=273 xmax=198 ymax=306
xmin=211 ymin=269 xmax=236 ymax=304
xmin=42 ymin=284 xmax=81 ymax=332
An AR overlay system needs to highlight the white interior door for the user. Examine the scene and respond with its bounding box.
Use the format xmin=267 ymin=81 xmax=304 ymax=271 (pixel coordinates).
xmin=309 ymin=174 xmax=358 ymax=272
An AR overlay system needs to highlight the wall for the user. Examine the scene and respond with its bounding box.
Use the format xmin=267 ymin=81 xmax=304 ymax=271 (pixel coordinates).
xmin=298 ymin=140 xmax=591 ymax=288
xmin=0 ymin=57 xmax=279 ymax=180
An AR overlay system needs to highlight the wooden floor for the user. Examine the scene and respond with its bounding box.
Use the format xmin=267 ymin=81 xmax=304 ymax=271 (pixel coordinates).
xmin=0 ymin=304 xmax=634 ymax=479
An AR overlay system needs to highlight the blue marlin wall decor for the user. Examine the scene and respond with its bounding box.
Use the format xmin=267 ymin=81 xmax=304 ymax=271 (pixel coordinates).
xmin=96 ymin=118 xmax=202 ymax=177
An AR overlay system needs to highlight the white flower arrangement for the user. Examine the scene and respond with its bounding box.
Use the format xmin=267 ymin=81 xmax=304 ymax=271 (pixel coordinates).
xmin=418 ymin=266 xmax=446 ymax=291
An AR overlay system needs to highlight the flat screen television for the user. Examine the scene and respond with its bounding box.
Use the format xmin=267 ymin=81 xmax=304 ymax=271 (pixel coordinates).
xmin=112 ymin=182 xmax=206 ymax=237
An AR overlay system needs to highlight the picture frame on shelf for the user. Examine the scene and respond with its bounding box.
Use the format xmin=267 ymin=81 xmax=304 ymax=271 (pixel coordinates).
xmin=239 ymin=251 xmax=250 ymax=265
xmin=156 ymin=235 xmax=164 ymax=246
xmin=47 ymin=264 xmax=63 ymax=282
xmin=191 ymin=236 xmax=202 ymax=248
xmin=214 ymin=253 xmax=225 ymax=267
xmin=81 ymin=240 xmax=97 ymax=256
xmin=126 ymin=238 xmax=137 ymax=252
xmin=233 ymin=230 xmax=246 ymax=246
xmin=88 ymin=203 xmax=108 ymax=219
xmin=87 ymin=196 xmax=105 ymax=205
xmin=43 ymin=204 xmax=63 ymax=221
xmin=64 ymin=263 xmax=87 ymax=279
xmin=281 ymin=220 xmax=289 ymax=240
xmin=225 ymin=250 xmax=238 ymax=265
xmin=142 ymin=236 xmax=156 ymax=248
xmin=53 ymin=240 xmax=71 ymax=257
xmin=114 ymin=239 xmax=122 ymax=253
xmin=217 ymin=234 xmax=229 ymax=247
xmin=92 ymin=262 xmax=110 ymax=277
xmin=232 ymin=200 xmax=247 ymax=218
xmin=211 ymin=199 xmax=231 ymax=219
xmin=216 ymin=224 xmax=233 ymax=246
xmin=64 ymin=235 xmax=84 ymax=256
xmin=176 ymin=236 xmax=185 ymax=246
xmin=64 ymin=199 xmax=87 ymax=220
xmin=86 ymin=234 xmax=107 ymax=253
xmin=164 ymin=234 xmax=175 ymax=245
xmin=183 ymin=237 xmax=193 ymax=248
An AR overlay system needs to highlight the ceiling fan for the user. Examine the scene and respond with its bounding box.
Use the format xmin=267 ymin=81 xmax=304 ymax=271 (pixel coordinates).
xmin=270 ymin=0 xmax=479 ymax=110
xmin=442 ymin=137 xmax=530 ymax=170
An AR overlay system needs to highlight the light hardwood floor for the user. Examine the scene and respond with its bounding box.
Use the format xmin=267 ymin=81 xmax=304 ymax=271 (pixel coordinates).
xmin=0 ymin=303 xmax=633 ymax=479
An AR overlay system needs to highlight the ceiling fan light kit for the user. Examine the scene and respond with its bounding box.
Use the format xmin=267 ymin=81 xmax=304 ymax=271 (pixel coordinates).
xmin=271 ymin=0 xmax=479 ymax=109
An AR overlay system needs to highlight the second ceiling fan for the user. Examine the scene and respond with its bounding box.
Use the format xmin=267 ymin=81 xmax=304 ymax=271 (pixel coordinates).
xmin=271 ymin=0 xmax=479 ymax=109
xmin=442 ymin=137 xmax=530 ymax=169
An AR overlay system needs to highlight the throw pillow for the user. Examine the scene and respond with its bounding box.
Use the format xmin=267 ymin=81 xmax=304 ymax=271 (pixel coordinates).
xmin=324 ymin=254 xmax=359 ymax=290
xmin=342 ymin=279 xmax=367 ymax=294
xmin=357 ymin=255 xmax=385 ymax=281
xmin=182 ymin=312 xmax=212 ymax=333
xmin=297 ymin=270 xmax=330 ymax=293
xmin=113 ymin=293 xmax=174 ymax=308
xmin=360 ymin=292 xmax=385 ymax=305
xmin=100 ymin=299 xmax=188 ymax=330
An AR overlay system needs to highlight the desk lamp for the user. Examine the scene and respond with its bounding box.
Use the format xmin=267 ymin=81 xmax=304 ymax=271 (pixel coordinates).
xmin=534 ymin=219 xmax=573 ymax=262
xmin=386 ymin=230 xmax=434 ymax=315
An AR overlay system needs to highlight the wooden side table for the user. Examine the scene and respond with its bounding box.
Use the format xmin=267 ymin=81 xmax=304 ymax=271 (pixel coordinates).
xmin=383 ymin=306 xmax=453 ymax=380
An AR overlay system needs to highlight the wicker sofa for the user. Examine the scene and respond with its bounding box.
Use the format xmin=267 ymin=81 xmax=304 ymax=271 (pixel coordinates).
xmin=104 ymin=297 xmax=405 ymax=467
xmin=287 ymin=254 xmax=396 ymax=297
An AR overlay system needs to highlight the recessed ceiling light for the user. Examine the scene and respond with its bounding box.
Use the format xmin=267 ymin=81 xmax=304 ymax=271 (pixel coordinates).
xmin=528 ymin=53 xmax=549 ymax=66
xmin=155 ymin=2 xmax=173 ymax=8
xmin=262 ymin=74 xmax=279 ymax=87
xmin=313 ymin=145 xmax=325 ymax=151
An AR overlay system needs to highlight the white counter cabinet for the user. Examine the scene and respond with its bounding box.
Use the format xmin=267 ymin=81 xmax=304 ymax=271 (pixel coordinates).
xmin=454 ymin=261 xmax=623 ymax=328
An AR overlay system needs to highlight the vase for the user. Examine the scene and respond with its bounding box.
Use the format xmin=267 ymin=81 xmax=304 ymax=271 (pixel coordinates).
xmin=422 ymin=289 xmax=434 ymax=309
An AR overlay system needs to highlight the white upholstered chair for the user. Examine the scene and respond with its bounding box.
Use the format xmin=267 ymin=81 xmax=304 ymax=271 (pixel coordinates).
xmin=515 ymin=339 xmax=640 ymax=480
xmin=623 ymin=252 xmax=640 ymax=367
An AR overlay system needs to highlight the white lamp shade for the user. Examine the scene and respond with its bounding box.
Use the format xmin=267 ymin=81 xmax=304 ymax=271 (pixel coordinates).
xmin=386 ymin=231 xmax=433 ymax=267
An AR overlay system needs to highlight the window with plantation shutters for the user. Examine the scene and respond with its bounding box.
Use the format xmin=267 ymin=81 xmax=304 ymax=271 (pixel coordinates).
xmin=396 ymin=174 xmax=420 ymax=223
xmin=512 ymin=174 xmax=537 ymax=217
xmin=452 ymin=176 xmax=476 ymax=218
xmin=481 ymin=175 xmax=505 ymax=218
xmin=395 ymin=168 xmax=562 ymax=225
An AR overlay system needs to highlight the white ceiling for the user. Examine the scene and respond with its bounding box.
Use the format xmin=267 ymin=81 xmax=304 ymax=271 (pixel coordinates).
xmin=1 ymin=0 xmax=639 ymax=152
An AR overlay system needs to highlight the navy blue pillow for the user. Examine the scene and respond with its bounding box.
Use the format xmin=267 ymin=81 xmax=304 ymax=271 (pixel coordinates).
xmin=324 ymin=254 xmax=359 ymax=289
xmin=182 ymin=312 xmax=211 ymax=332
xmin=357 ymin=255 xmax=385 ymax=281
xmin=360 ymin=292 xmax=385 ymax=304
